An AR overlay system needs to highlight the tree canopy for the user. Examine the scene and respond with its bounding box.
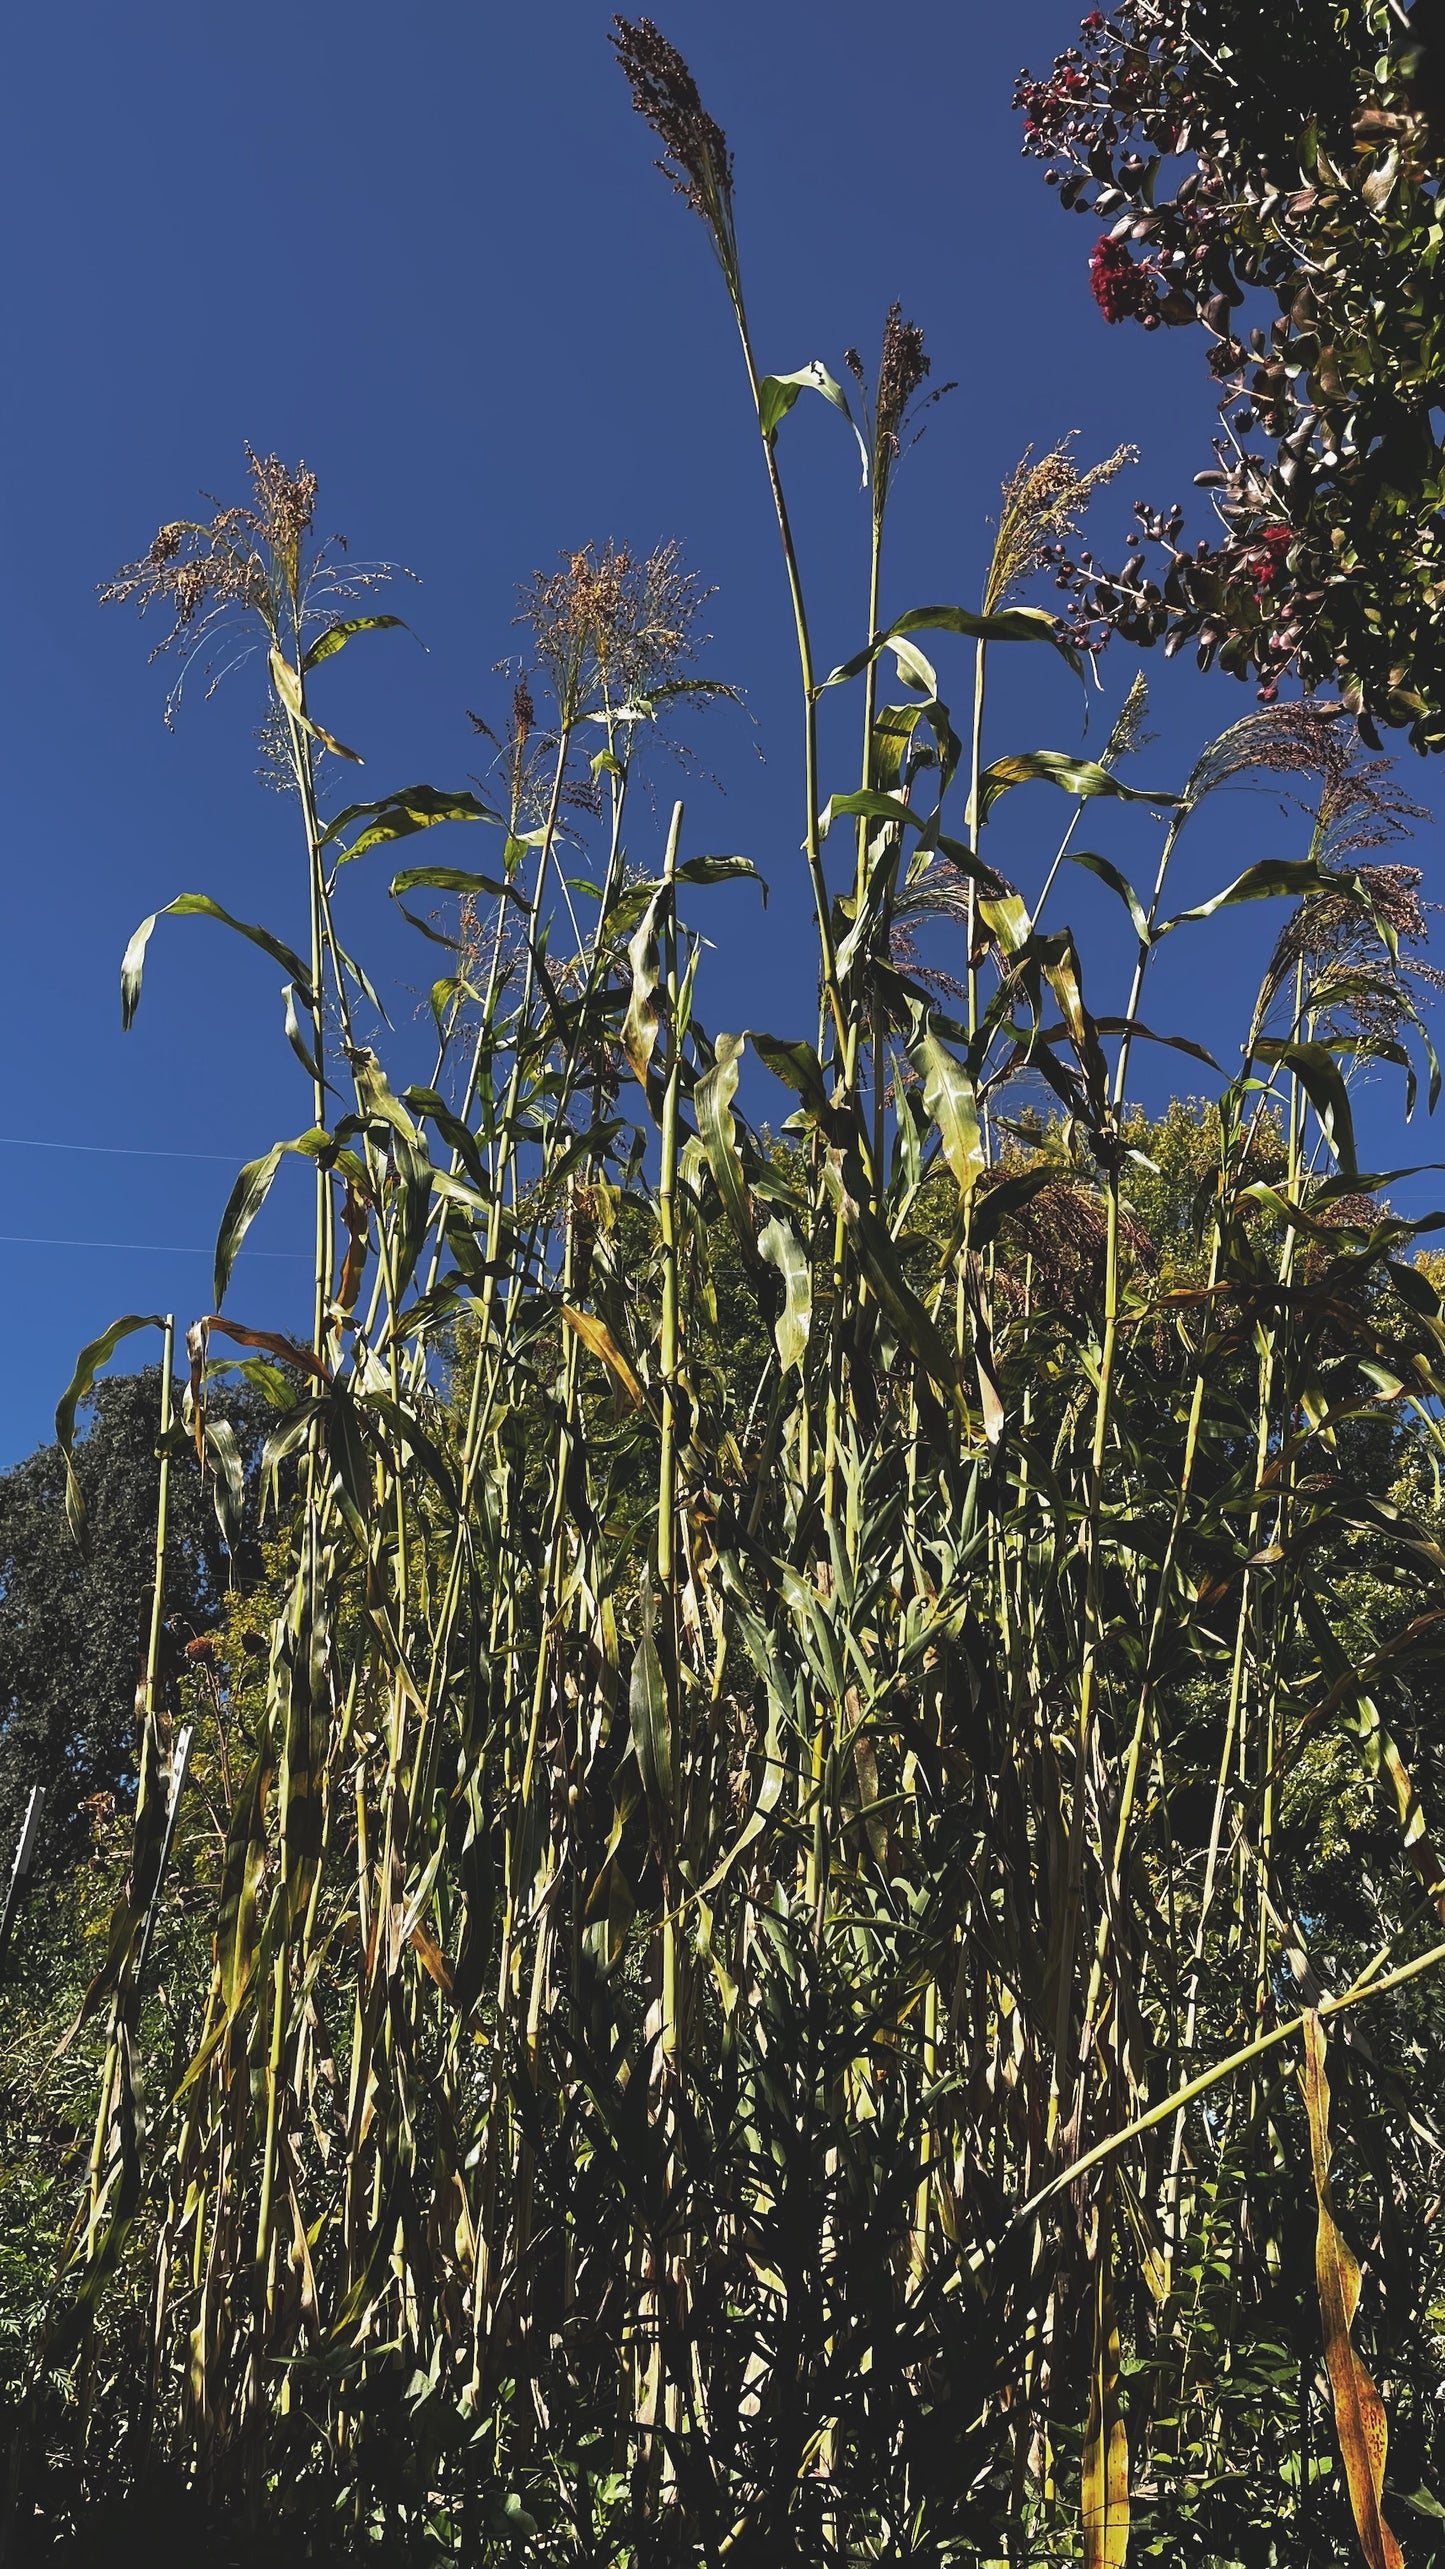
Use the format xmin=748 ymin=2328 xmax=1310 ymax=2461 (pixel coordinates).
xmin=1018 ymin=0 xmax=1445 ymax=748
xmin=0 ymin=1369 xmax=266 ymax=1873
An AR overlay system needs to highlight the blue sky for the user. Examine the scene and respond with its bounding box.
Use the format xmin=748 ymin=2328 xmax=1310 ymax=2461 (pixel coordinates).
xmin=1 ymin=0 xmax=1438 ymax=1463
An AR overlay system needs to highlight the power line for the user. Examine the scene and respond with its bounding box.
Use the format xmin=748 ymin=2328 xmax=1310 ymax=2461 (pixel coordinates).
xmin=0 ymin=1134 xmax=241 ymax=1164
xmin=0 ymin=1234 xmax=303 ymax=1259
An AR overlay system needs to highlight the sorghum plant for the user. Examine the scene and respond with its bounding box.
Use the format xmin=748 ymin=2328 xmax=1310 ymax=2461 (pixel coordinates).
xmin=6 ymin=21 xmax=1445 ymax=2569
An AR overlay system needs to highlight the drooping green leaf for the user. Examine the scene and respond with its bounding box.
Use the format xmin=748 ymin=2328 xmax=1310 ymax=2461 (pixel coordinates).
xmin=121 ymin=895 xmax=312 ymax=1031
xmin=56 ymin=1313 xmax=167 ymax=1549
xmin=757 ymin=360 xmax=869 ymax=483
xmin=1092 ymin=1017 xmax=1221 ymax=1072
xmin=757 ymin=1215 xmax=812 ymax=1372
xmin=323 ymin=1382 xmax=376 ymax=1546
xmin=215 ymin=1746 xmax=274 ymax=2018
xmin=322 ymin=785 xmax=504 ymax=860
xmin=215 ymin=1144 xmax=287 ymax=1309
xmin=1062 ymin=850 xmax=1153 ymax=946
xmin=823 ymin=601 xmax=1083 ymax=687
xmin=882 ymin=634 xmax=940 ymax=695
xmin=969 ymin=1167 xmax=1059 ymax=1251
xmin=822 ymin=1167 xmax=960 ymax=1393
xmin=818 ymin=788 xmax=928 ymax=842
xmin=389 ymin=865 xmax=525 ymax=906
xmin=976 ymin=749 xmax=1180 ymax=823
xmin=629 ymin=1612 xmax=674 ymax=1834
xmin=1256 ymin=1037 xmax=1359 ymax=1173
xmin=1163 ymin=857 xmax=1333 ymax=930
xmin=205 ymin=1416 xmax=246 ymax=1554
xmin=750 ymin=1034 xmax=830 ymax=1118
xmin=871 ymin=702 xmax=929 ymax=793
xmin=212 ymin=1128 xmax=332 ymax=1307
xmin=979 ymin=887 xmax=1034 ymax=957
xmin=300 ymin=613 xmax=407 ymax=673
xmin=911 ymin=1023 xmax=985 ymax=1200
xmin=406 ymin=1086 xmax=492 ymax=1194
xmin=675 ymin=854 xmax=768 ymax=898
xmin=694 ymin=1033 xmax=753 ymax=1250
xmin=282 ymin=983 xmax=325 ymax=1087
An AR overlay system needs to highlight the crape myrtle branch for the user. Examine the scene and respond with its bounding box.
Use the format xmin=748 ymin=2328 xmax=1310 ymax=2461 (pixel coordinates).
xmin=1016 ymin=1 xmax=1445 ymax=750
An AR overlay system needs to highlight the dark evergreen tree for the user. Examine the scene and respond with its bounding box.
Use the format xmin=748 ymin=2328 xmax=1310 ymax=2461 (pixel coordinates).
xmin=0 ymin=1369 xmax=266 ymax=1878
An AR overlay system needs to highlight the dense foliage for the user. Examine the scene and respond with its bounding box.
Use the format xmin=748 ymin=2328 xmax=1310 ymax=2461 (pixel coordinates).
xmin=3 ymin=17 xmax=1445 ymax=2567
xmin=0 ymin=1368 xmax=265 ymax=1867
xmin=1017 ymin=0 xmax=1445 ymax=748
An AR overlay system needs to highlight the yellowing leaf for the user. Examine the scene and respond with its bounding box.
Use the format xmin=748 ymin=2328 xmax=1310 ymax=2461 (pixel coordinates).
xmin=1304 ymin=2011 xmax=1404 ymax=2569
xmin=409 ymin=1920 xmax=455 ymax=2001
xmin=1083 ymin=2223 xmax=1130 ymax=2569
xmin=561 ymin=1305 xmax=644 ymax=1409
xmin=622 ymin=886 xmax=665 ymax=1090
xmin=267 ymin=646 xmax=363 ymax=762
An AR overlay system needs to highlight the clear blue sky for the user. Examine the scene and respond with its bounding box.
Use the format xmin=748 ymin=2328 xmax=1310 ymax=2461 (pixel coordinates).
xmin=1 ymin=0 xmax=1438 ymax=1462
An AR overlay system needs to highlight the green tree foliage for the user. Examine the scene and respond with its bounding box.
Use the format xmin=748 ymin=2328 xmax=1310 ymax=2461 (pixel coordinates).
xmin=0 ymin=1368 xmax=266 ymax=1873
xmin=1017 ymin=0 xmax=1445 ymax=746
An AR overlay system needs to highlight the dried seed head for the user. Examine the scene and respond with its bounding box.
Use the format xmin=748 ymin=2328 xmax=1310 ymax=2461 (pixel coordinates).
xmin=1101 ymin=670 xmax=1152 ymax=766
xmin=1316 ymin=1191 xmax=1385 ymax=1232
xmin=517 ymin=539 xmax=716 ymax=720
xmin=985 ymin=434 xmax=1135 ymax=613
xmin=1183 ymin=697 xmax=1347 ymax=802
xmin=101 ymin=448 xmax=395 ymax=729
xmin=986 ymin=1170 xmax=1154 ymax=1313
xmin=876 ymin=305 xmax=931 ymax=459
xmin=611 ymin=18 xmax=737 ymax=278
xmin=1269 ymin=857 xmax=1445 ymax=1042
xmin=244 ymin=445 xmax=319 ymax=599
xmin=851 ymin=308 xmax=952 ymax=516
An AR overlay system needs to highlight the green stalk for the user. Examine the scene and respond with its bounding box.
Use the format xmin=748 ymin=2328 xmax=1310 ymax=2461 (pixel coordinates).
xmin=1045 ymin=1172 xmax=1121 ymax=2150
xmin=657 ymin=800 xmax=684 ymax=2067
xmin=718 ymin=296 xmax=843 ymax=1061
xmin=144 ymin=1320 xmax=175 ymax=1718
xmin=1112 ymin=804 xmax=1190 ymax=1113
xmin=85 ymin=1323 xmax=176 ymax=2250
xmin=967 ymin=642 xmax=987 ymax=1045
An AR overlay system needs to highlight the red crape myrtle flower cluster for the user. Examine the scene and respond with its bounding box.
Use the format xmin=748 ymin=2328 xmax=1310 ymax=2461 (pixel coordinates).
xmin=1089 ymin=234 xmax=1164 ymax=326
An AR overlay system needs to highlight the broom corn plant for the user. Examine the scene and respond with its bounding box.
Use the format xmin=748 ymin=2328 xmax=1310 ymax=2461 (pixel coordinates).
xmin=8 ymin=20 xmax=1445 ymax=2565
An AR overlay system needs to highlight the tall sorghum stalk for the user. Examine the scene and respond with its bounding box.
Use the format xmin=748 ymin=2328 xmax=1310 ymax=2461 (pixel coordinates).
xmin=14 ymin=35 xmax=1445 ymax=2569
